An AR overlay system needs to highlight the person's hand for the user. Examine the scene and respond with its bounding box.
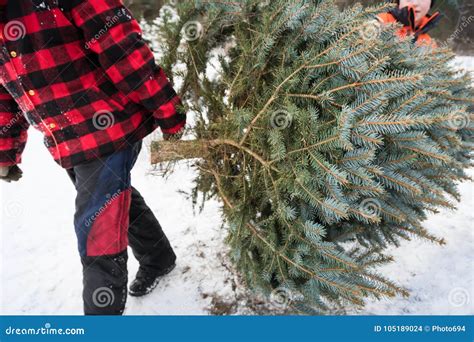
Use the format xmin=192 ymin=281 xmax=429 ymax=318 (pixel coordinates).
xmin=163 ymin=127 xmax=185 ymax=141
xmin=0 ymin=166 xmax=9 ymax=178
xmin=389 ymin=5 xmax=416 ymax=31
xmin=0 ymin=165 xmax=23 ymax=183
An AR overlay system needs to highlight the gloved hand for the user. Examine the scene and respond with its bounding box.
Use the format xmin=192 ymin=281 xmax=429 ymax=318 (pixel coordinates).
xmin=163 ymin=126 xmax=185 ymax=141
xmin=389 ymin=5 xmax=416 ymax=31
xmin=0 ymin=165 xmax=23 ymax=183
xmin=0 ymin=166 xmax=8 ymax=177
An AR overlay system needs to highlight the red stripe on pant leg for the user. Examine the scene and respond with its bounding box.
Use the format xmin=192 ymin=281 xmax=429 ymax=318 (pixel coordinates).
xmin=86 ymin=188 xmax=132 ymax=257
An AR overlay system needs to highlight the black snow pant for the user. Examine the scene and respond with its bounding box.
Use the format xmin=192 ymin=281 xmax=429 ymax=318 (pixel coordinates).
xmin=65 ymin=140 xmax=176 ymax=315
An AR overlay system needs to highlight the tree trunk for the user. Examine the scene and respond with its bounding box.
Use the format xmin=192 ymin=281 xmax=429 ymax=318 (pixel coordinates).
xmin=150 ymin=140 xmax=210 ymax=163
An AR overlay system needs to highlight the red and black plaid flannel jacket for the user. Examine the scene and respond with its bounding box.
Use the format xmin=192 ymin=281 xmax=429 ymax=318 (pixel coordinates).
xmin=0 ymin=0 xmax=186 ymax=169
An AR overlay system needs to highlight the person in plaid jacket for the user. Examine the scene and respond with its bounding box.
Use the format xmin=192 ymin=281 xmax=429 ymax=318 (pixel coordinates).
xmin=0 ymin=0 xmax=185 ymax=314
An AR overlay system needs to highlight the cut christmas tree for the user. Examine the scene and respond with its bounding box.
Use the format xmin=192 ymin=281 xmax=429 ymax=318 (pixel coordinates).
xmin=150 ymin=0 xmax=473 ymax=313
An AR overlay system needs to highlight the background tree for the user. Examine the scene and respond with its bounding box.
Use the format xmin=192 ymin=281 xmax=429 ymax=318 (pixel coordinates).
xmin=125 ymin=0 xmax=474 ymax=54
xmin=449 ymin=0 xmax=474 ymax=54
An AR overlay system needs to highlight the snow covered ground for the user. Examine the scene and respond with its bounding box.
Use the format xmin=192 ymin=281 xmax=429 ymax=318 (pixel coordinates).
xmin=0 ymin=57 xmax=472 ymax=316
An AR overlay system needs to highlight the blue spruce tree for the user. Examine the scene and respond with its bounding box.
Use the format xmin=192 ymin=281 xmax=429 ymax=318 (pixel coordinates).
xmin=151 ymin=0 xmax=473 ymax=313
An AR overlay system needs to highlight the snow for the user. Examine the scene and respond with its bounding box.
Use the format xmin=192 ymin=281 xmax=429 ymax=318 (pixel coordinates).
xmin=0 ymin=57 xmax=473 ymax=316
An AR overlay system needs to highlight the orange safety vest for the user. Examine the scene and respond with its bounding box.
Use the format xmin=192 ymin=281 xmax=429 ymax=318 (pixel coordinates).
xmin=377 ymin=12 xmax=440 ymax=48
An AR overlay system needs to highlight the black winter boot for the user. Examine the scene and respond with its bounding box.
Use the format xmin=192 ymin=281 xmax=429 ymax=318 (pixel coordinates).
xmin=129 ymin=263 xmax=176 ymax=297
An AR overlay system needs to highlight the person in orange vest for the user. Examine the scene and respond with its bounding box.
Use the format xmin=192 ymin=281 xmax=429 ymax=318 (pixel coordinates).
xmin=377 ymin=0 xmax=442 ymax=47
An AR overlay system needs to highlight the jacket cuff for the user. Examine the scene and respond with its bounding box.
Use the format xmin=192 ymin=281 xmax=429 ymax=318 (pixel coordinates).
xmin=0 ymin=159 xmax=19 ymax=167
xmin=161 ymin=118 xmax=186 ymax=134
xmin=0 ymin=151 xmax=22 ymax=167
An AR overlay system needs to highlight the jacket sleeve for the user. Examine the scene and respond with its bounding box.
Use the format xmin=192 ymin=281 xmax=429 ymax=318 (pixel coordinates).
xmin=0 ymin=85 xmax=29 ymax=167
xmin=60 ymin=0 xmax=186 ymax=134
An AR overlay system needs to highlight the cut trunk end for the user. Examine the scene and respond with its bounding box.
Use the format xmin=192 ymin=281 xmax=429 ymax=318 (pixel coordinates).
xmin=150 ymin=139 xmax=210 ymax=163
